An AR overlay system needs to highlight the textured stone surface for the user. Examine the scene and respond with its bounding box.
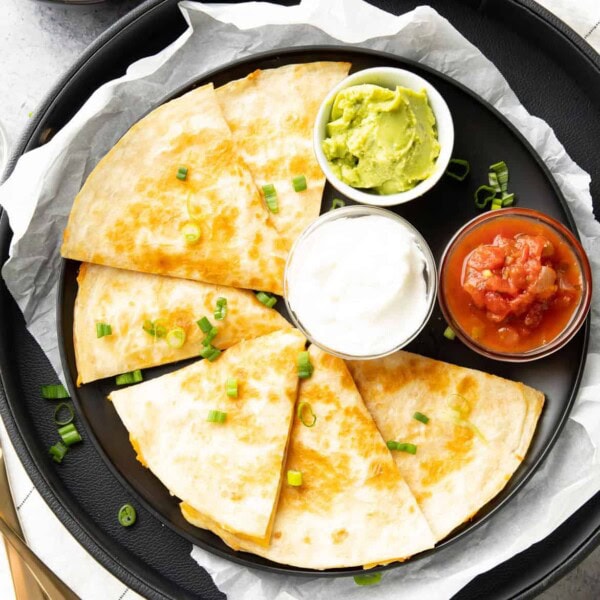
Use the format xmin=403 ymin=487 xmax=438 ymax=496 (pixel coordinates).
xmin=0 ymin=0 xmax=599 ymax=598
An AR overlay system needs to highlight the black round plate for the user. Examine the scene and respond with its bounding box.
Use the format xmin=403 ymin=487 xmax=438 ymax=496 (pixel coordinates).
xmin=57 ymin=46 xmax=588 ymax=576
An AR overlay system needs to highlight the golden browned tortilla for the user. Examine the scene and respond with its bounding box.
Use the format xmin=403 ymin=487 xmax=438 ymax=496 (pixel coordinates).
xmin=74 ymin=263 xmax=291 ymax=384
xmin=62 ymin=83 xmax=287 ymax=294
xmin=347 ymin=351 xmax=544 ymax=541
xmin=182 ymin=346 xmax=436 ymax=569
xmin=216 ymin=62 xmax=351 ymax=249
xmin=109 ymin=329 xmax=306 ymax=544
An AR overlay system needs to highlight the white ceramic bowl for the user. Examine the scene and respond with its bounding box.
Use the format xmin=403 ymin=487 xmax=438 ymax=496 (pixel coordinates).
xmin=313 ymin=67 xmax=454 ymax=207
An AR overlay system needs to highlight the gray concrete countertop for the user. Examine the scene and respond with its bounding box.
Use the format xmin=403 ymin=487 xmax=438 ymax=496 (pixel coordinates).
xmin=0 ymin=1 xmax=598 ymax=599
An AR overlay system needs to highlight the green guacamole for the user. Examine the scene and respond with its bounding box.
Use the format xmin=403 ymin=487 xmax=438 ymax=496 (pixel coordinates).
xmin=322 ymin=84 xmax=440 ymax=194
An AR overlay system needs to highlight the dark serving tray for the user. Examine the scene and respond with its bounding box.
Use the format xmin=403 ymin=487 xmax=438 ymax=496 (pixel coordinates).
xmin=1 ymin=1 xmax=599 ymax=598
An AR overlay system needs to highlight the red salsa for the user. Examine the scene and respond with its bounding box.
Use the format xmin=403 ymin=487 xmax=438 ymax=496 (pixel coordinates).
xmin=443 ymin=216 xmax=583 ymax=353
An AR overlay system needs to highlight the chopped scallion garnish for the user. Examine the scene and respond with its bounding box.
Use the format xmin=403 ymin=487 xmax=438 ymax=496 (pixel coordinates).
xmin=256 ymin=291 xmax=277 ymax=308
xmin=214 ymin=297 xmax=227 ymax=321
xmin=287 ymin=470 xmax=303 ymax=486
xmin=115 ymin=370 xmax=143 ymax=385
xmin=143 ymin=319 xmax=167 ymax=339
xmin=182 ymin=221 xmax=201 ymax=244
xmin=445 ymin=158 xmax=470 ymax=181
xmin=54 ymin=402 xmax=74 ymax=426
xmin=58 ymin=423 xmax=82 ymax=447
xmin=41 ymin=384 xmax=69 ymax=399
xmin=166 ymin=327 xmax=186 ymax=349
xmin=176 ymin=166 xmax=188 ymax=181
xmin=386 ymin=441 xmax=417 ymax=454
xmin=118 ymin=503 xmax=137 ymax=527
xmin=96 ymin=322 xmax=112 ymax=338
xmin=49 ymin=442 xmax=68 ymax=464
xmin=413 ymin=412 xmax=430 ymax=425
xmin=443 ymin=326 xmax=456 ymax=341
xmin=474 ymin=185 xmax=497 ymax=209
xmin=226 ymin=377 xmax=238 ymax=399
xmin=199 ymin=345 xmax=221 ymax=362
xmin=207 ymin=409 xmax=227 ymax=423
xmin=501 ymin=193 xmax=515 ymax=207
xmin=197 ymin=316 xmax=212 ymax=333
xmin=297 ymin=351 xmax=314 ymax=379
xmin=330 ymin=198 xmax=345 ymax=210
xmin=202 ymin=326 xmax=218 ymax=346
xmin=262 ymin=183 xmax=279 ymax=213
xmin=292 ymin=175 xmax=307 ymax=192
xmin=353 ymin=573 xmax=382 ymax=586
xmin=491 ymin=198 xmax=503 ymax=210
xmin=476 ymin=161 xmax=515 ymax=210
xmin=297 ymin=401 xmax=317 ymax=427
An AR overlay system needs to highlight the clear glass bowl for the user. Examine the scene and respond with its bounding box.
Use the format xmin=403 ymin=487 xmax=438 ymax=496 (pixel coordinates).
xmin=284 ymin=205 xmax=437 ymax=360
xmin=438 ymin=207 xmax=592 ymax=362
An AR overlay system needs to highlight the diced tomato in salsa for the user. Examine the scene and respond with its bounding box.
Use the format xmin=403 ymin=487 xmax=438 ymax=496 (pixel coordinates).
xmin=443 ymin=217 xmax=582 ymax=353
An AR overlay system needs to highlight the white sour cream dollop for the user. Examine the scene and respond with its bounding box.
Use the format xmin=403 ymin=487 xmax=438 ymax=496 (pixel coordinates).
xmin=285 ymin=214 xmax=431 ymax=357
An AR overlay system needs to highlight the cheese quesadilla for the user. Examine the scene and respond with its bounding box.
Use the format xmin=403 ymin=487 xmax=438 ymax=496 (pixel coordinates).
xmin=109 ymin=329 xmax=306 ymax=543
xmin=216 ymin=62 xmax=351 ymax=249
xmin=62 ymin=83 xmax=287 ymax=294
xmin=347 ymin=351 xmax=544 ymax=541
xmin=182 ymin=346 xmax=436 ymax=568
xmin=74 ymin=263 xmax=291 ymax=384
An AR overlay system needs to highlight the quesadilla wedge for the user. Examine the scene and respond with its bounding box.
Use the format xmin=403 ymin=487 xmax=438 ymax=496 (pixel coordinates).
xmin=216 ymin=62 xmax=351 ymax=249
xmin=347 ymin=351 xmax=544 ymax=541
xmin=109 ymin=329 xmax=306 ymax=543
xmin=182 ymin=346 xmax=436 ymax=569
xmin=62 ymin=83 xmax=287 ymax=294
xmin=74 ymin=263 xmax=291 ymax=384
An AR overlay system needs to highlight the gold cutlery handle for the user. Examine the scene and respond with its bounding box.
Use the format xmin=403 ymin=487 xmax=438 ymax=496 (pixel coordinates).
xmin=0 ymin=515 xmax=78 ymax=600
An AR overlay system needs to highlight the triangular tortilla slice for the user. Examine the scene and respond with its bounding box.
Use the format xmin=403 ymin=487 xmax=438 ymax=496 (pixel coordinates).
xmin=182 ymin=345 xmax=436 ymax=569
xmin=347 ymin=351 xmax=544 ymax=541
xmin=74 ymin=263 xmax=291 ymax=384
xmin=62 ymin=83 xmax=287 ymax=294
xmin=216 ymin=62 xmax=351 ymax=249
xmin=109 ymin=329 xmax=306 ymax=543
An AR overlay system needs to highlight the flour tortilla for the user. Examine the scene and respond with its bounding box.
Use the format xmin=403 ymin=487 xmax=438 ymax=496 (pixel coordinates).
xmin=74 ymin=263 xmax=291 ymax=384
xmin=347 ymin=351 xmax=544 ymax=541
xmin=62 ymin=83 xmax=287 ymax=294
xmin=182 ymin=346 xmax=436 ymax=569
xmin=109 ymin=329 xmax=306 ymax=543
xmin=216 ymin=62 xmax=351 ymax=249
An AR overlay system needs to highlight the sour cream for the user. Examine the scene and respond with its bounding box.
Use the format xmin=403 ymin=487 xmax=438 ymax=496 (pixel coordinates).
xmin=285 ymin=207 xmax=435 ymax=358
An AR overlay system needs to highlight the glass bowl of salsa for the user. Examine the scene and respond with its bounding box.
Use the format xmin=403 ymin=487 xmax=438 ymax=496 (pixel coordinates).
xmin=438 ymin=208 xmax=591 ymax=362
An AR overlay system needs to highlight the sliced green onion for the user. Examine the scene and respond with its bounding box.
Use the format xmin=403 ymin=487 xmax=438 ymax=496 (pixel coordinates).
xmin=199 ymin=345 xmax=221 ymax=362
xmin=182 ymin=221 xmax=201 ymax=244
xmin=41 ymin=384 xmax=69 ymax=399
xmin=501 ymin=193 xmax=515 ymax=207
xmin=166 ymin=327 xmax=186 ymax=349
xmin=176 ymin=166 xmax=188 ymax=181
xmin=202 ymin=326 xmax=218 ymax=346
xmin=115 ymin=370 xmax=143 ymax=386
xmin=49 ymin=442 xmax=68 ymax=464
xmin=297 ymin=401 xmax=317 ymax=427
xmin=226 ymin=377 xmax=238 ymax=399
xmin=256 ymin=291 xmax=277 ymax=308
xmin=118 ymin=503 xmax=137 ymax=527
xmin=413 ymin=411 xmax=430 ymax=425
xmin=491 ymin=198 xmax=503 ymax=210
xmin=54 ymin=402 xmax=74 ymax=426
xmin=262 ymin=183 xmax=279 ymax=214
xmin=489 ymin=161 xmax=509 ymax=192
xmin=197 ymin=316 xmax=212 ymax=333
xmin=58 ymin=423 xmax=82 ymax=447
xmin=143 ymin=319 xmax=167 ymax=338
xmin=488 ymin=171 xmax=501 ymax=193
xmin=292 ymin=175 xmax=307 ymax=192
xmin=287 ymin=469 xmax=303 ymax=486
xmin=353 ymin=573 xmax=382 ymax=586
xmin=474 ymin=185 xmax=497 ymax=209
xmin=387 ymin=441 xmax=417 ymax=454
xmin=96 ymin=322 xmax=112 ymax=338
xmin=330 ymin=198 xmax=345 ymax=210
xmin=445 ymin=158 xmax=470 ymax=181
xmin=214 ymin=297 xmax=227 ymax=321
xmin=297 ymin=351 xmax=314 ymax=379
xmin=207 ymin=409 xmax=227 ymax=423
xmin=443 ymin=326 xmax=456 ymax=341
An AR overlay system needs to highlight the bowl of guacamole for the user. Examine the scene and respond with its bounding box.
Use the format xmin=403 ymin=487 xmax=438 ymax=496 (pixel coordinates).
xmin=314 ymin=67 xmax=454 ymax=206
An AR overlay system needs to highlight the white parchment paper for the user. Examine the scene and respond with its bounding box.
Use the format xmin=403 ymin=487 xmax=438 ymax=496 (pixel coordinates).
xmin=1 ymin=1 xmax=599 ymax=598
